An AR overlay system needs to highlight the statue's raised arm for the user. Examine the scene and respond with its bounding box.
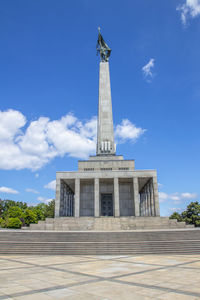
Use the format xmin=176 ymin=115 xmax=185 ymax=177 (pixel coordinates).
xmin=96 ymin=27 xmax=111 ymax=62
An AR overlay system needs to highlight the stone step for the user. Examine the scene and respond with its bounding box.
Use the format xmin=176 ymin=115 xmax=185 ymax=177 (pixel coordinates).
xmin=1 ymin=237 xmax=200 ymax=243
xmin=0 ymin=229 xmax=200 ymax=255
xmin=23 ymin=216 xmax=194 ymax=231
xmin=2 ymin=248 xmax=200 ymax=252
xmin=1 ymin=233 xmax=200 ymax=242
xmin=1 ymin=242 xmax=200 ymax=246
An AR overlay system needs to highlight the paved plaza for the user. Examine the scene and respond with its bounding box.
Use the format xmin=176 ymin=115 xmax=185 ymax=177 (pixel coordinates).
xmin=0 ymin=254 xmax=200 ymax=299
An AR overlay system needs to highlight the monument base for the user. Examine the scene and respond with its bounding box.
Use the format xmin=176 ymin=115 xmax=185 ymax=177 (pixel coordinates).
xmin=24 ymin=217 xmax=194 ymax=231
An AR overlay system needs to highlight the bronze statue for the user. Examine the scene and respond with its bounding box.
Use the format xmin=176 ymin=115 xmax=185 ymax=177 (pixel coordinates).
xmin=96 ymin=27 xmax=111 ymax=62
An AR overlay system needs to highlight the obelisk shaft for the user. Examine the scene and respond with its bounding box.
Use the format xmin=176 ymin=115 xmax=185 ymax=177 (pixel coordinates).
xmin=97 ymin=61 xmax=116 ymax=156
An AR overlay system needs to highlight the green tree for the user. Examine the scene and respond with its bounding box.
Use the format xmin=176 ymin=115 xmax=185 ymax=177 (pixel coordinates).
xmin=181 ymin=202 xmax=200 ymax=227
xmin=0 ymin=200 xmax=27 ymax=218
xmin=169 ymin=212 xmax=183 ymax=222
xmin=0 ymin=200 xmax=3 ymax=217
xmin=1 ymin=200 xmax=16 ymax=218
xmin=15 ymin=201 xmax=27 ymax=210
xmin=169 ymin=201 xmax=200 ymax=227
xmin=6 ymin=217 xmax=22 ymax=229
xmin=0 ymin=198 xmax=55 ymax=228
xmin=29 ymin=200 xmax=55 ymax=219
xmin=23 ymin=209 xmax=37 ymax=226
xmin=30 ymin=207 xmax=45 ymax=221
xmin=45 ymin=200 xmax=55 ymax=218
xmin=8 ymin=206 xmax=24 ymax=218
xmin=0 ymin=217 xmax=4 ymax=227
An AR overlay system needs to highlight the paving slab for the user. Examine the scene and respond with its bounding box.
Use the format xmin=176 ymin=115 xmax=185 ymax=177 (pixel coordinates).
xmin=0 ymin=254 xmax=199 ymax=300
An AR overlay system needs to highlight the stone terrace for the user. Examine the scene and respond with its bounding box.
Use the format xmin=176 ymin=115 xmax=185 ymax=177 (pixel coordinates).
xmin=0 ymin=254 xmax=200 ymax=299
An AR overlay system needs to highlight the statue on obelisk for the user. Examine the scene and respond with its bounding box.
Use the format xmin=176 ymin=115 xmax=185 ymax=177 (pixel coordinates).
xmin=96 ymin=28 xmax=115 ymax=156
xmin=96 ymin=27 xmax=112 ymax=62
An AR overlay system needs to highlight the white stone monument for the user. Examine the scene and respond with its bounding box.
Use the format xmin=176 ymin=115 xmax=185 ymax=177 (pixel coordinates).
xmin=55 ymin=30 xmax=160 ymax=221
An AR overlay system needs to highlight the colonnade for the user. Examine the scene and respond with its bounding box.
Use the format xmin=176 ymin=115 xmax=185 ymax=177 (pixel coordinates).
xmin=139 ymin=178 xmax=160 ymax=216
xmin=58 ymin=177 xmax=160 ymax=217
xmin=73 ymin=177 xmax=140 ymax=217
xmin=60 ymin=181 xmax=74 ymax=217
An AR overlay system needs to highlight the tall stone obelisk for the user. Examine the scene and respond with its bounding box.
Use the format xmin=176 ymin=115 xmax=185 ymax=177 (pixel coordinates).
xmin=97 ymin=62 xmax=115 ymax=155
xmin=96 ymin=29 xmax=116 ymax=156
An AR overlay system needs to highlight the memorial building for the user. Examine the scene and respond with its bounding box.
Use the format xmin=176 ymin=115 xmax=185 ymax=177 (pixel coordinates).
xmin=55 ymin=29 xmax=160 ymax=220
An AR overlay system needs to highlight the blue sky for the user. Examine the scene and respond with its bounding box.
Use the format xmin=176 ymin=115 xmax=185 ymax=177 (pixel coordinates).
xmin=0 ymin=0 xmax=199 ymax=216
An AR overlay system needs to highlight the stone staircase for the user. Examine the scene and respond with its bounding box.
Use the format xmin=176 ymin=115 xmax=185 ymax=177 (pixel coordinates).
xmin=0 ymin=229 xmax=200 ymax=255
xmin=25 ymin=217 xmax=194 ymax=231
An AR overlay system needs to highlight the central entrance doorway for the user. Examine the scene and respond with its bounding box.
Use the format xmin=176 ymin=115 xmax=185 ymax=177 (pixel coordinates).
xmin=101 ymin=194 xmax=113 ymax=216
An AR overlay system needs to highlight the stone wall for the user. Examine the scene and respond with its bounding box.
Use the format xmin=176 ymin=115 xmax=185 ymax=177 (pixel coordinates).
xmin=80 ymin=180 xmax=94 ymax=216
xmin=119 ymin=181 xmax=134 ymax=216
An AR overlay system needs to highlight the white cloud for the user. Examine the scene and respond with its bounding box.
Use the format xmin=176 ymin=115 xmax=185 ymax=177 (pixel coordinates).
xmin=0 ymin=110 xmax=96 ymax=171
xmin=170 ymin=195 xmax=181 ymax=201
xmin=35 ymin=173 xmax=39 ymax=178
xmin=0 ymin=186 xmax=19 ymax=194
xmin=0 ymin=109 xmax=145 ymax=171
xmin=0 ymin=110 xmax=26 ymax=141
xmin=177 ymin=0 xmax=200 ymax=25
xmin=44 ymin=180 xmax=56 ymax=191
xmin=37 ymin=196 xmax=53 ymax=204
xmin=159 ymin=192 xmax=168 ymax=203
xmin=181 ymin=192 xmax=197 ymax=199
xmin=142 ymin=58 xmax=155 ymax=82
xmin=26 ymin=188 xmax=39 ymax=194
xmin=115 ymin=119 xmax=146 ymax=143
xmin=169 ymin=207 xmax=182 ymax=212
xmin=159 ymin=191 xmax=197 ymax=203
xmin=46 ymin=115 xmax=97 ymax=159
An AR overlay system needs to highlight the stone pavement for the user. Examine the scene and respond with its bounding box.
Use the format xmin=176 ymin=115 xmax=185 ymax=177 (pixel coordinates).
xmin=0 ymin=255 xmax=200 ymax=299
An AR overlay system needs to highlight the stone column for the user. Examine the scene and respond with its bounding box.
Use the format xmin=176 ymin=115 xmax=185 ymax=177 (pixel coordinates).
xmin=141 ymin=188 xmax=145 ymax=216
xmin=147 ymin=184 xmax=151 ymax=216
xmin=133 ymin=177 xmax=140 ymax=217
xmin=63 ymin=185 xmax=67 ymax=216
xmin=140 ymin=193 xmax=143 ymax=216
xmin=152 ymin=176 xmax=160 ymax=216
xmin=94 ymin=178 xmax=100 ymax=217
xmin=140 ymin=194 xmax=142 ymax=216
xmin=144 ymin=187 xmax=147 ymax=217
xmin=74 ymin=178 xmax=80 ymax=218
xmin=55 ymin=178 xmax=61 ymax=217
xmin=145 ymin=188 xmax=148 ymax=216
xmin=142 ymin=193 xmax=145 ymax=216
xmin=114 ymin=177 xmax=120 ymax=217
xmin=139 ymin=193 xmax=142 ymax=216
xmin=150 ymin=181 xmax=155 ymax=216
xmin=143 ymin=187 xmax=146 ymax=216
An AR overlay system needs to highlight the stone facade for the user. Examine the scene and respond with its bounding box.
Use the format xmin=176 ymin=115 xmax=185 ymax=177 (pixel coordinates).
xmin=55 ymin=163 xmax=160 ymax=218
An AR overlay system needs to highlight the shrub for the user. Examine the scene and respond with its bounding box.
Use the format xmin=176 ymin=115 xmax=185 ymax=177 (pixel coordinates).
xmin=8 ymin=206 xmax=24 ymax=218
xmin=30 ymin=207 xmax=45 ymax=221
xmin=23 ymin=209 xmax=37 ymax=226
xmin=0 ymin=219 xmax=7 ymax=228
xmin=169 ymin=212 xmax=183 ymax=222
xmin=6 ymin=217 xmax=22 ymax=229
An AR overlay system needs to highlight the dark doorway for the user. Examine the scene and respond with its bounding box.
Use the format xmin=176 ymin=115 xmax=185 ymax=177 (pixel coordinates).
xmin=101 ymin=194 xmax=113 ymax=216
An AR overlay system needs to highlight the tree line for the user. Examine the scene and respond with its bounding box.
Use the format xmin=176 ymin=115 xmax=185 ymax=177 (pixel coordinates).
xmin=0 ymin=199 xmax=55 ymax=229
